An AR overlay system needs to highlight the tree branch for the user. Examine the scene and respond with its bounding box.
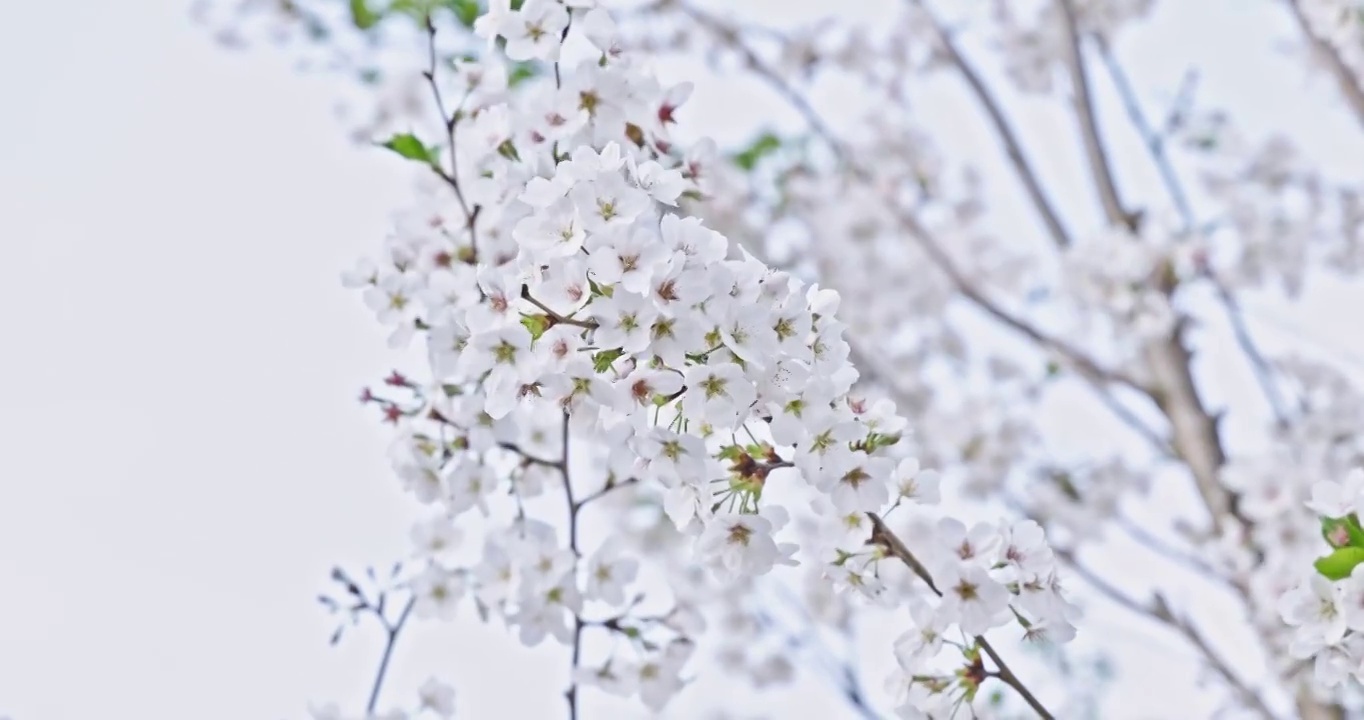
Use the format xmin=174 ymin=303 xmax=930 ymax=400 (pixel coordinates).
xmin=1093 ymin=41 xmax=1293 ymax=430
xmin=1283 ymin=0 xmax=1364 ymax=131
xmin=1046 ymin=0 xmax=1243 ymax=534
xmin=892 ymin=209 xmax=1147 ymax=394
xmin=422 ymin=16 xmax=480 ymax=258
xmin=1206 ymin=272 xmax=1292 ymax=428
xmin=1056 ymin=0 xmax=1133 ymax=230
xmin=907 ymin=0 xmax=1073 ymax=248
xmin=366 ymin=595 xmax=417 ymax=715
xmin=676 ymin=3 xmax=850 ymax=164
xmin=1054 ymin=548 xmax=1276 ymax=719
xmin=559 ymin=412 xmax=585 ymax=720
xmin=1094 ymin=40 xmax=1197 ymax=231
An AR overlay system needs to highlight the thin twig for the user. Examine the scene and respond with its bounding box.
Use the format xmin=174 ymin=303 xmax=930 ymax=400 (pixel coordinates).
xmin=868 ymin=513 xmax=1054 ymax=719
xmin=1114 ymin=515 xmax=1222 ymax=581
xmin=1206 ymin=272 xmax=1292 ymax=428
xmin=1283 ymin=0 xmax=1364 ymax=131
xmin=906 ymin=0 xmax=1073 ymax=248
xmin=366 ymin=595 xmax=417 ymax=714
xmin=1054 ymin=549 xmax=1276 ymax=719
xmin=497 ymin=441 xmax=564 ymax=469
xmin=676 ymin=3 xmax=849 ymax=164
xmin=522 ymin=285 xmax=599 ymax=329
xmin=1080 ymin=375 xmax=1172 ymax=453
xmin=574 ymin=476 xmax=639 ymax=510
xmin=1094 ymin=39 xmax=1197 ymax=231
xmin=893 ymin=209 xmax=1148 ymax=394
xmin=421 ymin=16 xmax=481 ymax=262
xmin=559 ymin=412 xmax=584 ymax=720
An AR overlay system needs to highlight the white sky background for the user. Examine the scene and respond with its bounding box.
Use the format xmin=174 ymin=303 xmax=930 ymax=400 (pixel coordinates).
xmin=4 ymin=1 xmax=1364 ymax=719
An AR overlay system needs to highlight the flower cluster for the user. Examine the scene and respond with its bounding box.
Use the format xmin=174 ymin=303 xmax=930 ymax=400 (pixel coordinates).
xmin=883 ymin=516 xmax=1075 ymax=715
xmin=1279 ymin=469 xmax=1364 ymax=688
xmin=340 ymin=0 xmax=1073 ymax=716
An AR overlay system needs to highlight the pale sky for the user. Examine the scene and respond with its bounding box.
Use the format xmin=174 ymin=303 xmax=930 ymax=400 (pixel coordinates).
xmin=3 ymin=1 xmax=1364 ymax=719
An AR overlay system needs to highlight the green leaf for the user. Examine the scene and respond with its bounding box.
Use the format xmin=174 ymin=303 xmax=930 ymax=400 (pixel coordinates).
xmin=497 ymin=139 xmax=521 ymax=162
xmin=592 ymin=348 xmax=625 ymax=373
xmin=446 ymin=0 xmax=480 ymax=27
xmin=349 ymin=0 xmax=383 ymax=29
xmin=377 ymin=133 xmax=439 ymax=166
xmin=508 ymin=61 xmax=539 ymax=87
xmin=588 ymin=278 xmax=613 ymax=298
xmin=731 ymin=132 xmax=782 ymax=171
xmin=1315 ymin=547 xmax=1364 ymax=580
xmin=520 ymin=314 xmax=550 ymax=341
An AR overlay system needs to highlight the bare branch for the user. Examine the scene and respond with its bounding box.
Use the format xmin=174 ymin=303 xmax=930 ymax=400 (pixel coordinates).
xmin=906 ymin=0 xmax=1073 ymax=248
xmin=1206 ymin=271 xmax=1292 ymax=428
xmin=674 ymin=3 xmax=849 ymax=163
xmin=1283 ymin=0 xmax=1364 ymax=131
xmin=1114 ymin=515 xmax=1222 ymax=581
xmin=366 ymin=595 xmax=417 ymax=715
xmin=893 ymin=209 xmax=1148 ymax=394
xmin=1094 ymin=40 xmax=1197 ymax=231
xmin=1056 ymin=0 xmax=1133 ymax=230
xmin=1054 ymin=548 xmax=1276 ymax=719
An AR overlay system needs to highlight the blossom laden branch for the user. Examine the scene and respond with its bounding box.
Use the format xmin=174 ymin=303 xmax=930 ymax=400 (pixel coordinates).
xmin=868 ymin=513 xmax=1056 ymax=720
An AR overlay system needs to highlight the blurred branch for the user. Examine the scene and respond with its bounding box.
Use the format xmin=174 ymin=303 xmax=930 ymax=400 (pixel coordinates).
xmin=893 ymin=210 xmax=1148 ymax=394
xmin=906 ymin=0 xmax=1073 ymax=248
xmin=761 ymin=582 xmax=883 ymax=720
xmin=1049 ymin=0 xmax=1243 ymax=534
xmin=1056 ymin=0 xmax=1134 ymax=230
xmin=1206 ymin=271 xmax=1292 ymax=428
xmin=320 ymin=566 xmax=417 ymax=716
xmin=1094 ymin=39 xmax=1292 ymax=429
xmin=1282 ymin=0 xmax=1364 ymax=131
xmin=1114 ymin=515 xmax=1221 ymax=581
xmin=675 ymin=3 xmax=849 ymax=164
xmin=1053 ymin=548 xmax=1276 ymax=719
xmin=1094 ymin=39 xmax=1197 ymax=231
